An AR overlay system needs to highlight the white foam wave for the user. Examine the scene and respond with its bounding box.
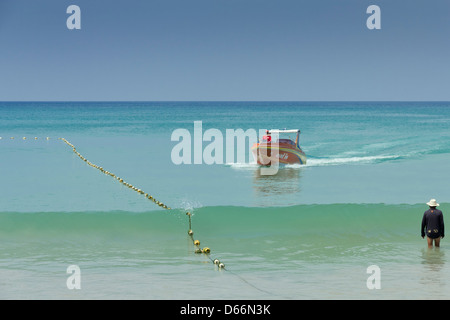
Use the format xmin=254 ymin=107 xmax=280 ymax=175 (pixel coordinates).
xmin=180 ymin=199 xmax=203 ymax=213
xmin=226 ymin=162 xmax=260 ymax=170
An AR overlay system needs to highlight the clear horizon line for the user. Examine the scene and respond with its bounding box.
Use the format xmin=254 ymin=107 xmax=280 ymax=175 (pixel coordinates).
xmin=1 ymin=100 xmax=450 ymax=103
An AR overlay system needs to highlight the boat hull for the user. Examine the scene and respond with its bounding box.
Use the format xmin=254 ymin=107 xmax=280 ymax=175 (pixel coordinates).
xmin=251 ymin=142 xmax=307 ymax=165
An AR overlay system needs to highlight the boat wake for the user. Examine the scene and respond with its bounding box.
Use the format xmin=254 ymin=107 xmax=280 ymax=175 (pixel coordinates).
xmin=226 ymin=154 xmax=403 ymax=169
xmin=305 ymin=155 xmax=403 ymax=167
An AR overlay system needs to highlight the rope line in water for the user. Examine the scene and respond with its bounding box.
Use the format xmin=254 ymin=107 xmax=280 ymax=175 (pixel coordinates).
xmin=4 ymin=136 xmax=277 ymax=297
xmin=60 ymin=138 xmax=172 ymax=210
xmin=59 ymin=138 xmax=228 ymax=269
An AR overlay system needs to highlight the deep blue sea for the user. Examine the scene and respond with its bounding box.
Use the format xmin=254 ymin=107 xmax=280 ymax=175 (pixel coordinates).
xmin=1 ymin=101 xmax=449 ymax=299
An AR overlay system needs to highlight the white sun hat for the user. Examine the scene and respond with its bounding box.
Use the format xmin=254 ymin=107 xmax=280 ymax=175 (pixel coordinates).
xmin=426 ymin=199 xmax=439 ymax=207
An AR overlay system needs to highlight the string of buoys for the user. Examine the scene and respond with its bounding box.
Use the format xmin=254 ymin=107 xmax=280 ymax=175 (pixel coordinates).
xmin=0 ymin=136 xmax=51 ymax=140
xmin=58 ymin=138 xmax=227 ymax=270
xmin=186 ymin=212 xmax=225 ymax=269
xmin=60 ymin=137 xmax=171 ymax=210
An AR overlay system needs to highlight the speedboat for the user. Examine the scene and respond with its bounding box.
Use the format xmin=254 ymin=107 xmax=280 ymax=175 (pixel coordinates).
xmin=251 ymin=129 xmax=307 ymax=165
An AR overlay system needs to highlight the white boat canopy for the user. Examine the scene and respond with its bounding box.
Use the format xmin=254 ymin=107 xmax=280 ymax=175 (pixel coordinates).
xmin=267 ymin=129 xmax=300 ymax=134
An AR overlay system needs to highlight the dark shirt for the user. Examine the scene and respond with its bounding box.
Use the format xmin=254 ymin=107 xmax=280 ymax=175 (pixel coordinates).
xmin=421 ymin=208 xmax=445 ymax=238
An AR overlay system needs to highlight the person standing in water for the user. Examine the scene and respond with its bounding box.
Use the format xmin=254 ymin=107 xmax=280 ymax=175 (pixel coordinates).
xmin=421 ymin=199 xmax=445 ymax=248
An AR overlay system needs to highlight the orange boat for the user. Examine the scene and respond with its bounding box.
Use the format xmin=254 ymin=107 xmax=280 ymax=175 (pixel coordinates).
xmin=251 ymin=129 xmax=307 ymax=166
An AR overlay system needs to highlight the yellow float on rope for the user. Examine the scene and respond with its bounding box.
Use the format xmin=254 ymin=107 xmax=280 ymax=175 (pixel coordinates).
xmin=202 ymin=247 xmax=210 ymax=254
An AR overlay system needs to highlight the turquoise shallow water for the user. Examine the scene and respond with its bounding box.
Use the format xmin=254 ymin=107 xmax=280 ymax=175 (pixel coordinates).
xmin=0 ymin=205 xmax=448 ymax=299
xmin=1 ymin=101 xmax=449 ymax=299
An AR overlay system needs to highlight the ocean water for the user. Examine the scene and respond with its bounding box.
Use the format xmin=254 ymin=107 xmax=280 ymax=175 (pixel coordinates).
xmin=1 ymin=101 xmax=449 ymax=300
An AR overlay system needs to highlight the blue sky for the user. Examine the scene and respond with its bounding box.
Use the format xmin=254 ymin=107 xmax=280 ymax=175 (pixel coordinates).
xmin=0 ymin=0 xmax=449 ymax=101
